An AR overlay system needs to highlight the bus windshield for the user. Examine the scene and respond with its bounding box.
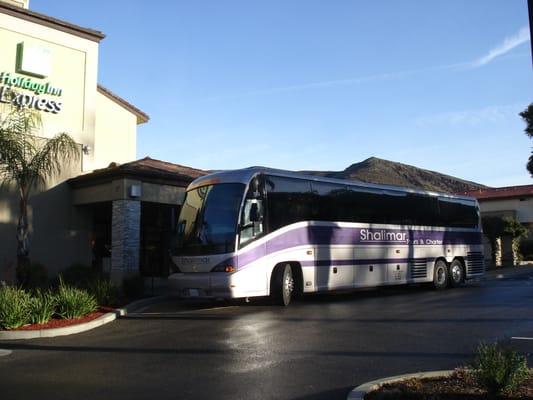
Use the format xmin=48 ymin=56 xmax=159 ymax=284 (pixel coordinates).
xmin=175 ymin=183 xmax=245 ymax=256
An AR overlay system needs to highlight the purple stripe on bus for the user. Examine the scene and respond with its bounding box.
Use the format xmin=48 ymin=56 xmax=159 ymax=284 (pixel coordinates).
xmin=235 ymin=225 xmax=481 ymax=270
xmin=301 ymin=257 xmax=435 ymax=267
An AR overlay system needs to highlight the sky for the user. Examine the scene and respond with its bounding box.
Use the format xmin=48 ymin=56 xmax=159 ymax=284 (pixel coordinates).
xmin=31 ymin=0 xmax=533 ymax=187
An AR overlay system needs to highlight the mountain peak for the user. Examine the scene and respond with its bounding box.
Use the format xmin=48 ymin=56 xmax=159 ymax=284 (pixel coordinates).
xmin=302 ymin=157 xmax=486 ymax=193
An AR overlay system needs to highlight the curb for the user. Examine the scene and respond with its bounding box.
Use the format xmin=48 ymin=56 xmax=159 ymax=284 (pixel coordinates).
xmin=0 ymin=312 xmax=117 ymax=341
xmin=0 ymin=295 xmax=176 ymax=341
xmin=347 ymin=370 xmax=453 ymax=400
xmin=115 ymin=295 xmax=176 ymax=316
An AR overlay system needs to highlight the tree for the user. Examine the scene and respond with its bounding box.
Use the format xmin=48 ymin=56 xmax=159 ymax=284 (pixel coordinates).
xmin=518 ymin=104 xmax=533 ymax=177
xmin=0 ymin=106 xmax=80 ymax=268
xmin=503 ymin=216 xmax=529 ymax=262
xmin=482 ymin=216 xmax=530 ymax=265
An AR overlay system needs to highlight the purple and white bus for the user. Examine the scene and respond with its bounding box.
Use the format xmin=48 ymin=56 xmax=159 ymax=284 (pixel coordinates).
xmin=170 ymin=167 xmax=484 ymax=305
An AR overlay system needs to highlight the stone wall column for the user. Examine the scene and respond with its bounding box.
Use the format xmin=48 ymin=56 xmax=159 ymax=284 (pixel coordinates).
xmin=110 ymin=199 xmax=141 ymax=284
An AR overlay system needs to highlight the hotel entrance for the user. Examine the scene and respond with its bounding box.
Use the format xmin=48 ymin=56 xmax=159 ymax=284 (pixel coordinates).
xmin=69 ymin=157 xmax=205 ymax=284
xmin=140 ymin=202 xmax=178 ymax=278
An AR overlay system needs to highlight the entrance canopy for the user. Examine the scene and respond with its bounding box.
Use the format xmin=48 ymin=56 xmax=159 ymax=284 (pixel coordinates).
xmin=68 ymin=157 xmax=206 ymax=283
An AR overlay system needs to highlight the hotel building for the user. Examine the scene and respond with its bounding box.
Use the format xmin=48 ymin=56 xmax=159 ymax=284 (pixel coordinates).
xmin=0 ymin=0 xmax=204 ymax=284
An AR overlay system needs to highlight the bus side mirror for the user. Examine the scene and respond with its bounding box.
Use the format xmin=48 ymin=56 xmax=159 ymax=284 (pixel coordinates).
xmin=250 ymin=203 xmax=260 ymax=222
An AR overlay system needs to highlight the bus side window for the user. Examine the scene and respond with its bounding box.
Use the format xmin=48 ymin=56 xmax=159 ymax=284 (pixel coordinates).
xmin=310 ymin=182 xmax=350 ymax=222
xmin=438 ymin=198 xmax=478 ymax=228
xmin=265 ymin=175 xmax=313 ymax=231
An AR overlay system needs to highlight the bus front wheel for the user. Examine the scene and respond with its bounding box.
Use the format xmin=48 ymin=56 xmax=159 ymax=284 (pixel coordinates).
xmin=271 ymin=263 xmax=294 ymax=306
xmin=433 ymin=260 xmax=449 ymax=290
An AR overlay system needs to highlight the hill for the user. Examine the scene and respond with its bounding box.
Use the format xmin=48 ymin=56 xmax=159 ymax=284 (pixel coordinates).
xmin=301 ymin=157 xmax=486 ymax=193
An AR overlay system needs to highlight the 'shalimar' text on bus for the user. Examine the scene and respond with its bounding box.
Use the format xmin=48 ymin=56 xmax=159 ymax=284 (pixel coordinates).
xmin=359 ymin=228 xmax=444 ymax=245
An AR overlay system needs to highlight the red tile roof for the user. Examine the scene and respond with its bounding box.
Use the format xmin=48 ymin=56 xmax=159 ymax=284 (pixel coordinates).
xmin=456 ymin=184 xmax=533 ymax=200
xmin=69 ymin=157 xmax=207 ymax=187
xmin=122 ymin=157 xmax=206 ymax=179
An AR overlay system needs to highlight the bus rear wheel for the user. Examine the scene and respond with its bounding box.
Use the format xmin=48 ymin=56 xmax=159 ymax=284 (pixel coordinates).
xmin=271 ymin=263 xmax=294 ymax=306
xmin=433 ymin=260 xmax=448 ymax=290
xmin=449 ymin=259 xmax=465 ymax=288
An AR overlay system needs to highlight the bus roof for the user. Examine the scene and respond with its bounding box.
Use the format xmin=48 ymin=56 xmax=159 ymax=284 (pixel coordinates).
xmin=188 ymin=166 xmax=477 ymax=203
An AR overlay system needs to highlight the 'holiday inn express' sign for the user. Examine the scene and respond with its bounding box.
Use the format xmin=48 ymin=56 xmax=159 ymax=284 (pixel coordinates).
xmin=0 ymin=42 xmax=63 ymax=114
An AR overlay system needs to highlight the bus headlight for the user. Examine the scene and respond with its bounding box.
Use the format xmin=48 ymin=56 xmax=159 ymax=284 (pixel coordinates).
xmin=211 ymin=264 xmax=236 ymax=273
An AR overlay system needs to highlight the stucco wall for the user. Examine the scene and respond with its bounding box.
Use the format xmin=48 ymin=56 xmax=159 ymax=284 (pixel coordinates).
xmin=479 ymin=198 xmax=533 ymax=224
xmin=0 ymin=158 xmax=94 ymax=281
xmin=94 ymin=90 xmax=137 ymax=169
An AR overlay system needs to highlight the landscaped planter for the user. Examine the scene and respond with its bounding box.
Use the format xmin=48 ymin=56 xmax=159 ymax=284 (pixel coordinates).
xmin=0 ymin=296 xmax=173 ymax=340
xmin=0 ymin=308 xmax=118 ymax=340
xmin=348 ymin=369 xmax=533 ymax=400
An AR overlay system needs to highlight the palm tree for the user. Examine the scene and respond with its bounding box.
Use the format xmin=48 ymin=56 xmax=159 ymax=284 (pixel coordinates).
xmin=0 ymin=106 xmax=80 ymax=268
xmin=519 ymin=103 xmax=533 ymax=178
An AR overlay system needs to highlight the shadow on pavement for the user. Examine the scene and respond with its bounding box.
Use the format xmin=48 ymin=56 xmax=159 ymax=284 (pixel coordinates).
xmin=0 ymin=342 xmax=474 ymax=360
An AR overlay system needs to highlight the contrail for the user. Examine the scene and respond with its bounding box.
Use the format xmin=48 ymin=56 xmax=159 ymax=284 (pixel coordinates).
xmin=470 ymin=26 xmax=530 ymax=67
xmin=202 ymin=27 xmax=530 ymax=102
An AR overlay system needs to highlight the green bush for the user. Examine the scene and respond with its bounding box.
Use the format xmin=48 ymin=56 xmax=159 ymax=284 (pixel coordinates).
xmin=471 ymin=342 xmax=531 ymax=395
xmin=16 ymin=261 xmax=48 ymax=289
xmin=88 ymin=279 xmax=119 ymax=306
xmin=28 ymin=289 xmax=57 ymax=325
xmin=56 ymin=279 xmax=98 ymax=319
xmin=58 ymin=264 xmax=99 ymax=289
xmin=0 ymin=286 xmax=31 ymax=330
xmin=123 ymin=275 xmax=145 ymax=300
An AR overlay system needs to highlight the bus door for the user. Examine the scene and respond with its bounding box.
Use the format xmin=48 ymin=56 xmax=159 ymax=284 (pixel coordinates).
xmin=238 ymin=176 xmax=267 ymax=293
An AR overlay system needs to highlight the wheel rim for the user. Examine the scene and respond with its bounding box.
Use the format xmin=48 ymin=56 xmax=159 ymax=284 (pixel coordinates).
xmin=451 ymin=264 xmax=462 ymax=282
xmin=283 ymin=268 xmax=294 ymax=299
xmin=436 ymin=266 xmax=446 ymax=285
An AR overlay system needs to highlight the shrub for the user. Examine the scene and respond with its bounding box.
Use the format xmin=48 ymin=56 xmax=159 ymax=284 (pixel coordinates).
xmin=88 ymin=279 xmax=119 ymax=306
xmin=123 ymin=275 xmax=145 ymax=300
xmin=58 ymin=264 xmax=99 ymax=289
xmin=471 ymin=341 xmax=531 ymax=395
xmin=16 ymin=261 xmax=48 ymax=289
xmin=0 ymin=286 xmax=31 ymax=330
xmin=28 ymin=289 xmax=57 ymax=325
xmin=56 ymin=279 xmax=98 ymax=319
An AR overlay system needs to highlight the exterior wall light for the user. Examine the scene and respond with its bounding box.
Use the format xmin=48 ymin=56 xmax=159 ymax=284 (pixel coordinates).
xmin=82 ymin=144 xmax=91 ymax=155
xmin=129 ymin=184 xmax=141 ymax=198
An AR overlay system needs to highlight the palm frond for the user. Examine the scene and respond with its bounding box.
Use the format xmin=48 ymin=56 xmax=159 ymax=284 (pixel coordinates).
xmin=0 ymin=109 xmax=38 ymax=187
xmin=28 ymin=133 xmax=80 ymax=188
xmin=0 ymin=106 xmax=80 ymax=191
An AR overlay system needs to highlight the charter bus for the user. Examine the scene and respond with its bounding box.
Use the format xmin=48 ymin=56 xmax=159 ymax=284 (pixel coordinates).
xmin=169 ymin=167 xmax=484 ymax=306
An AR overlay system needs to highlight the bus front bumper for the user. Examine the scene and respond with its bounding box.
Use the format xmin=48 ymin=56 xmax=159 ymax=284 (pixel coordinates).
xmin=168 ymin=273 xmax=235 ymax=299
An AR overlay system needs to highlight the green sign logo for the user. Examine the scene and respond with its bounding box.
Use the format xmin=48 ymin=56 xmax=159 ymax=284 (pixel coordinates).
xmin=16 ymin=42 xmax=52 ymax=78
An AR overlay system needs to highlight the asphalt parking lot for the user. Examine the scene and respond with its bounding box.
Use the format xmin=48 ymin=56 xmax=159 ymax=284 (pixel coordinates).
xmin=1 ymin=267 xmax=533 ymax=400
